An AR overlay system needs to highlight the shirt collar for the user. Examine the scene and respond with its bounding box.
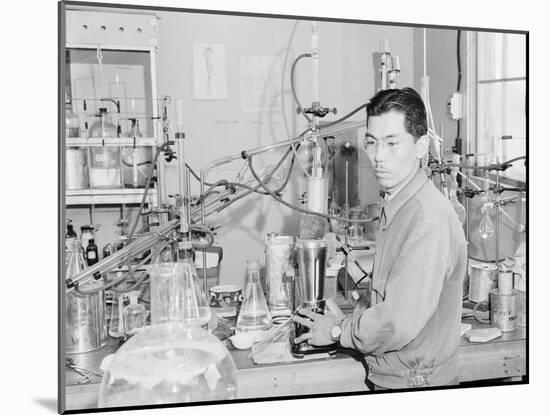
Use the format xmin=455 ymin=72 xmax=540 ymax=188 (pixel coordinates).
xmin=379 ymin=168 xmax=428 ymax=229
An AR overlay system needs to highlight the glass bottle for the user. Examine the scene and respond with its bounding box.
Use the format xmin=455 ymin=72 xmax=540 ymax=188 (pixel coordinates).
xmin=109 ymin=289 xmax=130 ymax=339
xmin=65 ymin=104 xmax=81 ymax=138
xmin=88 ymin=108 xmax=121 ymax=189
xmin=66 ymin=239 xmax=87 ymax=282
xmin=123 ymin=291 xmax=146 ymax=336
xmin=236 ymin=259 xmax=272 ymax=335
xmin=65 ymin=220 xmax=78 ymax=251
xmin=80 ymin=225 xmax=95 ymax=260
xmin=66 ymin=222 xmax=77 ymax=238
xmin=88 ymin=108 xmax=118 ymax=138
xmin=102 ymin=242 xmax=114 ymax=259
xmin=86 ymin=238 xmax=99 ymax=266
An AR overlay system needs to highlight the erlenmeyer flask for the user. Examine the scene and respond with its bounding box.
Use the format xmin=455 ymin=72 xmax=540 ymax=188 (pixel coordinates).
xmin=179 ymin=261 xmax=212 ymax=327
xmin=479 ymin=206 xmax=494 ymax=239
xmin=149 ymin=262 xmax=211 ymax=327
xmin=236 ymin=259 xmax=272 ymax=335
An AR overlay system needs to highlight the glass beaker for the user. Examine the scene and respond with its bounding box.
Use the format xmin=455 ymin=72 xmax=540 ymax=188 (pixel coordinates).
xmin=265 ymin=235 xmax=295 ymax=323
xmin=121 ymin=119 xmax=153 ymax=189
xmin=328 ymin=201 xmax=343 ymax=234
xmin=149 ymin=262 xmax=211 ymax=327
xmin=109 ymin=291 xmax=131 ymax=338
xmin=348 ymin=207 xmax=364 ymax=243
xmin=89 ymin=146 xmax=122 ymax=189
xmin=66 ymin=147 xmax=89 ymax=190
xmin=236 ymin=259 xmax=272 ymax=335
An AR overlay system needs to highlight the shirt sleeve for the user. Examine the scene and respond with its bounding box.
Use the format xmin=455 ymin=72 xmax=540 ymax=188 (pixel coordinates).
xmin=339 ymin=223 xmax=451 ymax=355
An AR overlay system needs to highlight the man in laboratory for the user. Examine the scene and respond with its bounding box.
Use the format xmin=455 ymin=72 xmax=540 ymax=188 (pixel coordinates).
xmin=293 ymin=87 xmax=467 ymax=389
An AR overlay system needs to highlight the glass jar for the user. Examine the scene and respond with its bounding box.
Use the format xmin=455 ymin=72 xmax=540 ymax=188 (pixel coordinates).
xmin=66 ymin=147 xmax=89 ymax=190
xmin=89 ymin=108 xmax=121 ymax=189
xmin=65 ymin=104 xmax=80 ymax=138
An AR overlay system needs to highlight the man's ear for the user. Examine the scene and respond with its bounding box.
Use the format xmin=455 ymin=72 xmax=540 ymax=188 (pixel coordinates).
xmin=416 ymin=134 xmax=429 ymax=159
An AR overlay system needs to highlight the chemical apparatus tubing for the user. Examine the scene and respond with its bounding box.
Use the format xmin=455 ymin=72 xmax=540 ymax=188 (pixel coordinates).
xmin=69 ymin=121 xmax=369 ymax=293
xmin=307 ymin=22 xmax=328 ymax=215
xmin=66 ymin=187 xmax=237 ymax=293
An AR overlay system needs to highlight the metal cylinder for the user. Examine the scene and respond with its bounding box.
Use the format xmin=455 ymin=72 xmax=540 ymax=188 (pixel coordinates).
xmin=498 ymin=270 xmax=514 ymax=295
xmin=490 ymin=289 xmax=518 ymax=332
xmin=296 ymin=239 xmax=327 ymax=305
xmin=66 ymin=280 xmax=107 ymax=354
xmin=469 ymin=262 xmax=497 ymax=303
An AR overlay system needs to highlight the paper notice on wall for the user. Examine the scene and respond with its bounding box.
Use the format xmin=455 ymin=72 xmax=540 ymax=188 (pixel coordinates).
xmin=193 ymin=43 xmax=227 ymax=100
xmin=240 ymin=56 xmax=282 ymax=112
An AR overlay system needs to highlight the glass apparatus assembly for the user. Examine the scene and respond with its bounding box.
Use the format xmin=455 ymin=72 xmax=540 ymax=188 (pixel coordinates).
xmin=98 ymin=261 xmax=237 ymax=407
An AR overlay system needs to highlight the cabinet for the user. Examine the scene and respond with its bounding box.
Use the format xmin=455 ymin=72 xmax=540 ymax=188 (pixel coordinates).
xmin=63 ymin=9 xmax=167 ymax=247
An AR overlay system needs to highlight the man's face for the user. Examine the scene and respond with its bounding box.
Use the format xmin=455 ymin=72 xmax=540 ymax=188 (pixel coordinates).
xmin=363 ymin=110 xmax=425 ymax=192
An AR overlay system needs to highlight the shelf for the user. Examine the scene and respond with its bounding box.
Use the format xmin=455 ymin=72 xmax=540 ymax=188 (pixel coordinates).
xmin=66 ymin=188 xmax=157 ymax=205
xmin=66 ymin=137 xmax=161 ymax=147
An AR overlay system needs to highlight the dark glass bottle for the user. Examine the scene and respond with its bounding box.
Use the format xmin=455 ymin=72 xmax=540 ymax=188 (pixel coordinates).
xmin=66 ymin=223 xmax=77 ymax=239
xmin=86 ymin=239 xmax=99 ymax=266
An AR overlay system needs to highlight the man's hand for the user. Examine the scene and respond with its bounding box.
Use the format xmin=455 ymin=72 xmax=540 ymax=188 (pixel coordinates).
xmin=292 ymin=301 xmax=344 ymax=346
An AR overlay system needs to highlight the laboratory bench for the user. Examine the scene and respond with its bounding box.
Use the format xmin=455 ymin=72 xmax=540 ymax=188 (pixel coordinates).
xmin=63 ymin=312 xmax=526 ymax=411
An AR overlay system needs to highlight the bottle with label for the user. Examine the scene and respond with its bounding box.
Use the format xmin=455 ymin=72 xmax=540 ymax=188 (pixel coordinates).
xmin=65 ymin=104 xmax=81 ymax=138
xmin=80 ymin=225 xmax=95 ymax=260
xmin=86 ymin=239 xmax=99 ymax=266
xmin=65 ymin=220 xmax=78 ymax=251
xmin=123 ymin=291 xmax=146 ymax=336
xmin=102 ymin=242 xmax=115 ymax=259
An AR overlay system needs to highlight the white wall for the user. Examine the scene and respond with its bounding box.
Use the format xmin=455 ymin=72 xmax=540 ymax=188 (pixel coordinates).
xmin=154 ymin=11 xmax=414 ymax=287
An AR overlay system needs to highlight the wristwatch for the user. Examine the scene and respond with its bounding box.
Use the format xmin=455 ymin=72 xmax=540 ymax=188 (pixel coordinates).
xmin=330 ymin=324 xmax=342 ymax=343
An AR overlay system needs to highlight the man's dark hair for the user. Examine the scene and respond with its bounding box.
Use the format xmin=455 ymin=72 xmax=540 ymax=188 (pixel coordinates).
xmin=366 ymin=87 xmax=427 ymax=140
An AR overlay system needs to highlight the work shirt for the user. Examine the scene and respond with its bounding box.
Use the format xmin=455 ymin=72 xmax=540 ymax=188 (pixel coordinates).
xmin=340 ymin=168 xmax=467 ymax=389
